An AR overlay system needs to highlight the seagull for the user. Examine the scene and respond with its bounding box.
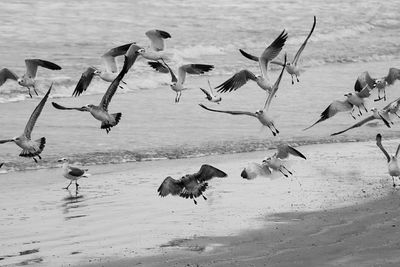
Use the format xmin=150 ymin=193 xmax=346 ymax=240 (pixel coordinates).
xmin=304 ymin=84 xmax=372 ymax=130
xmin=200 ymin=80 xmax=221 ymax=104
xmin=199 ymin=54 xmax=287 ymax=136
xmin=140 ymin=29 xmax=171 ymax=61
xmin=216 ymin=30 xmax=287 ymax=93
xmin=0 ymin=84 xmax=52 ymax=162
xmin=331 ymin=107 xmax=391 ymax=136
xmin=376 ymin=134 xmax=400 ymax=188
xmin=58 ymin=158 xmax=90 ymax=190
xmin=241 ymin=162 xmax=272 ymax=180
xmin=72 ymin=43 xmax=135 ymax=97
xmin=148 ymin=60 xmax=214 ymax=102
xmin=52 ymin=44 xmax=143 ymax=133
xmin=241 ymin=17 xmax=316 ymax=85
xmin=373 ymin=68 xmax=400 ymax=102
xmin=0 ymin=59 xmax=61 ymax=98
xmin=262 ymin=144 xmax=307 ymax=177
xmin=157 ymin=164 xmax=227 ymax=205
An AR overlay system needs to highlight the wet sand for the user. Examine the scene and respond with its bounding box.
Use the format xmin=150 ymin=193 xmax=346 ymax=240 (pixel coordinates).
xmin=0 ymin=140 xmax=399 ymax=266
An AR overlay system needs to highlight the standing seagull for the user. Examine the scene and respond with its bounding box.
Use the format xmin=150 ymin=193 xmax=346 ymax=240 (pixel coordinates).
xmin=0 ymin=84 xmax=52 ymax=162
xmin=199 ymin=54 xmax=287 ymax=136
xmin=0 ymin=59 xmax=61 ymax=98
xmin=72 ymin=43 xmax=135 ymax=97
xmin=216 ymin=30 xmax=287 ymax=93
xmin=157 ymin=164 xmax=227 ymax=205
xmin=240 ymin=17 xmax=316 ymax=85
xmin=376 ymin=134 xmax=400 ymax=187
xmin=52 ymin=44 xmax=143 ymax=133
xmin=200 ymin=80 xmax=222 ymax=104
xmin=58 ymin=158 xmax=90 ymax=190
xmin=140 ymin=29 xmax=171 ymax=61
xmin=148 ymin=60 xmax=214 ymax=103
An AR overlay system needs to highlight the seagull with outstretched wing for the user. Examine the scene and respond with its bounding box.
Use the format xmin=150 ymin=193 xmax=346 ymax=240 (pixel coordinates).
xmin=0 ymin=84 xmax=53 ymax=162
xmin=376 ymin=133 xmax=400 ymax=187
xmin=157 ymin=164 xmax=227 ymax=205
xmin=139 ymin=29 xmax=171 ymax=61
xmin=0 ymin=59 xmax=61 ymax=98
xmin=200 ymin=80 xmax=221 ymax=104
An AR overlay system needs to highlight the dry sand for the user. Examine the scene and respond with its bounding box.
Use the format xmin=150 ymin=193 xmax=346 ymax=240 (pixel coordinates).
xmin=1 ymin=140 xmax=400 ymax=266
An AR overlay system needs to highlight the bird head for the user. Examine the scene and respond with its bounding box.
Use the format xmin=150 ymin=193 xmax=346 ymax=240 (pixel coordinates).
xmin=344 ymin=93 xmax=352 ymax=97
xmin=255 ymin=109 xmax=264 ymax=115
xmin=57 ymin=158 xmax=68 ymax=163
xmin=262 ymin=157 xmax=272 ymax=164
xmin=12 ymin=136 xmax=20 ymax=142
xmin=137 ymin=48 xmax=146 ymax=55
xmin=93 ymin=70 xmax=101 ymax=76
xmin=17 ymin=77 xmax=25 ymax=85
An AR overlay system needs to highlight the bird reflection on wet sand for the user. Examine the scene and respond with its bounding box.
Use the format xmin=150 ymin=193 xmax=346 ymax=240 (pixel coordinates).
xmin=61 ymin=190 xmax=87 ymax=220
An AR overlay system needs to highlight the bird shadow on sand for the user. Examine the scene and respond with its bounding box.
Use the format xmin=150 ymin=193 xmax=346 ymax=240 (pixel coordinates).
xmin=61 ymin=190 xmax=87 ymax=220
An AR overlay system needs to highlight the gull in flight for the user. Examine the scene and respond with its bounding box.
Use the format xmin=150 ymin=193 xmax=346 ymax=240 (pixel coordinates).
xmin=0 ymin=59 xmax=61 ymax=98
xmin=0 ymin=84 xmax=52 ymax=162
xmin=58 ymin=158 xmax=91 ymax=190
xmin=216 ymin=30 xmax=287 ymax=93
xmin=200 ymin=80 xmax=222 ymax=104
xmin=356 ymin=69 xmax=400 ymax=102
xmin=148 ymin=60 xmax=214 ymax=102
xmin=157 ymin=164 xmax=227 ymax=205
xmin=200 ymin=54 xmax=287 ymax=136
xmin=52 ymin=44 xmax=143 ymax=133
xmin=139 ymin=29 xmax=171 ymax=61
xmin=241 ymin=17 xmax=316 ymax=85
xmin=376 ymin=134 xmax=400 ymax=188
xmin=72 ymin=43 xmax=135 ymax=97
xmin=304 ymin=84 xmax=372 ymax=130
xmin=331 ymin=107 xmax=391 ymax=136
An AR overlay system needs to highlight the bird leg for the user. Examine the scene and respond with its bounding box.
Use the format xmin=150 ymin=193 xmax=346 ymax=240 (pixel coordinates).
xmin=33 ymin=85 xmax=39 ymax=96
xmin=375 ymin=89 xmax=384 ymax=102
xmin=281 ymin=165 xmax=293 ymax=175
xmin=384 ymin=89 xmax=387 ymax=101
xmin=268 ymin=126 xmax=276 ymax=136
xmin=27 ymin=87 xmax=33 ymax=98
xmin=33 ymin=157 xmax=38 ymax=163
xmin=394 ymin=112 xmax=400 ymax=119
xmin=75 ymin=181 xmax=79 ymax=190
xmin=121 ymin=80 xmax=127 ymax=85
xmin=64 ymin=181 xmax=72 ymax=190
xmin=193 ymin=198 xmax=197 ymax=205
xmin=279 ymin=169 xmax=289 ymax=177
xmin=38 ymin=155 xmax=42 ymax=160
xmin=350 ymin=109 xmax=356 ymax=119
xmin=362 ymin=103 xmax=368 ymax=113
xmin=201 ymin=193 xmax=207 ymax=200
xmin=296 ymin=75 xmax=299 ymax=82
xmin=291 ymin=75 xmax=294 ymax=85
xmin=357 ymin=106 xmax=362 ymax=116
xmin=392 ymin=176 xmax=396 ymax=188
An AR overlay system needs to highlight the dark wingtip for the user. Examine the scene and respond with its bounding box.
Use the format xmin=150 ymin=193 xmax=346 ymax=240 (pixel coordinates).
xmin=240 ymin=169 xmax=248 ymax=179
xmin=157 ymin=30 xmax=171 ymax=39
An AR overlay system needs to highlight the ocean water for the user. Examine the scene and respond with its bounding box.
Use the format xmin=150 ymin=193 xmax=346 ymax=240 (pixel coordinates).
xmin=0 ymin=0 xmax=400 ymax=170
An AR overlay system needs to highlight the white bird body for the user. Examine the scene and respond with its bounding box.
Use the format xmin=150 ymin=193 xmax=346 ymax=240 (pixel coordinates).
xmin=376 ymin=134 xmax=400 ymax=187
xmin=59 ymin=158 xmax=90 ymax=190
xmin=388 ymin=157 xmax=400 ymax=177
xmin=284 ymin=64 xmax=300 ymax=77
xmin=96 ymin=71 xmax=118 ymax=82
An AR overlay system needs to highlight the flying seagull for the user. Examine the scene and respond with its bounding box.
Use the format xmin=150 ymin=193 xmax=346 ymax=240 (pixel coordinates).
xmin=157 ymin=164 xmax=227 ymax=205
xmin=216 ymin=30 xmax=287 ymax=93
xmin=0 ymin=59 xmax=61 ymax=98
xmin=376 ymin=134 xmax=400 ymax=187
xmin=331 ymin=107 xmax=391 ymax=136
xmin=140 ymin=29 xmax=171 ymax=61
xmin=148 ymin=60 xmax=214 ymax=102
xmin=0 ymin=84 xmax=52 ymax=162
xmin=52 ymin=44 xmax=143 ymax=133
xmin=200 ymin=80 xmax=221 ymax=104
xmin=199 ymin=54 xmax=287 ymax=136
xmin=72 ymin=43 xmax=135 ymax=97
xmin=58 ymin=158 xmax=90 ymax=190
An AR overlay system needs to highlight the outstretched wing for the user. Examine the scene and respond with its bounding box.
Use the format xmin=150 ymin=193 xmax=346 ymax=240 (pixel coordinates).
xmin=264 ymin=53 xmax=287 ymax=110
xmin=354 ymin=71 xmax=376 ymax=92
xmin=276 ymin=145 xmax=306 ymax=159
xmin=145 ymin=29 xmax=171 ymax=51
xmin=199 ymin=103 xmax=257 ymax=118
xmin=385 ymin=68 xmax=400 ymax=85
xmin=0 ymin=139 xmax=13 ymax=144
xmin=331 ymin=115 xmax=378 ymax=136
xmin=303 ymin=100 xmax=353 ymax=130
xmin=148 ymin=61 xmax=170 ymax=73
xmin=200 ymin=87 xmax=212 ymax=99
xmin=24 ymin=84 xmax=53 ymax=139
xmin=25 ymin=59 xmax=61 ymax=78
xmin=383 ymin=96 xmax=400 ymax=113
xmin=215 ymin=70 xmax=257 ymax=93
xmin=0 ymin=68 xmax=18 ymax=86
xmin=72 ymin=66 xmax=97 ymax=97
xmin=178 ymin=64 xmax=214 ymax=85
xmin=239 ymin=49 xmax=259 ymax=62
xmin=376 ymin=133 xmax=390 ymax=162
xmin=193 ymin=164 xmax=227 ymax=182
xmin=52 ymin=102 xmax=87 ymax=111
xmin=259 ymin=30 xmax=288 ymax=79
xmin=293 ymin=16 xmax=316 ymax=65
xmin=101 ymin=43 xmax=134 ymax=73
xmin=157 ymin=176 xmax=183 ymax=197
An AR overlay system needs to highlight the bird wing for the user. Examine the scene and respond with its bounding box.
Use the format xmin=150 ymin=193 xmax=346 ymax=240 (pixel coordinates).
xmin=157 ymin=176 xmax=183 ymax=197
xmin=354 ymin=71 xmax=376 ymax=92
xmin=158 ymin=61 xmax=178 ymax=83
xmin=199 ymin=103 xmax=257 ymax=118
xmin=145 ymin=29 xmax=171 ymax=51
xmin=101 ymin=43 xmax=134 ymax=73
xmin=276 ymin=145 xmax=307 ymax=159
xmin=239 ymin=49 xmax=259 ymax=62
xmin=148 ymin=61 xmax=170 ymax=73
xmin=383 ymin=96 xmax=400 ymax=112
xmin=52 ymin=102 xmax=87 ymax=111
xmin=293 ymin=16 xmax=316 ymax=65
xmin=200 ymin=87 xmax=212 ymax=99
xmin=396 ymin=144 xmax=400 ymax=158
xmin=215 ymin=69 xmax=257 ymax=93
xmin=68 ymin=166 xmax=85 ymax=177
xmin=331 ymin=115 xmax=376 ymax=136
xmin=0 ymin=68 xmax=19 ymax=86
xmin=264 ymin=53 xmax=287 ymax=110
xmin=178 ymin=64 xmax=214 ymax=85
xmin=384 ymin=68 xmax=400 ymax=85
xmin=356 ymin=84 xmax=372 ymax=98
xmin=303 ymin=100 xmax=353 ymax=130
xmin=99 ymin=55 xmax=131 ymax=111
xmin=0 ymin=139 xmax=14 ymax=144
xmin=259 ymin=30 xmax=288 ymax=79
xmin=124 ymin=44 xmax=143 ymax=71
xmin=72 ymin=66 xmax=97 ymax=97
xmin=25 ymin=59 xmax=61 ymax=78
xmin=193 ymin=164 xmax=228 ymax=182
xmin=376 ymin=134 xmax=391 ymax=162
xmin=23 ymin=84 xmax=53 ymax=139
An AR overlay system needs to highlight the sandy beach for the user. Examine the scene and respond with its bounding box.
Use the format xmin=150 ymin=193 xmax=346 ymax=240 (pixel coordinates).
xmin=1 ymin=140 xmax=399 ymax=266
